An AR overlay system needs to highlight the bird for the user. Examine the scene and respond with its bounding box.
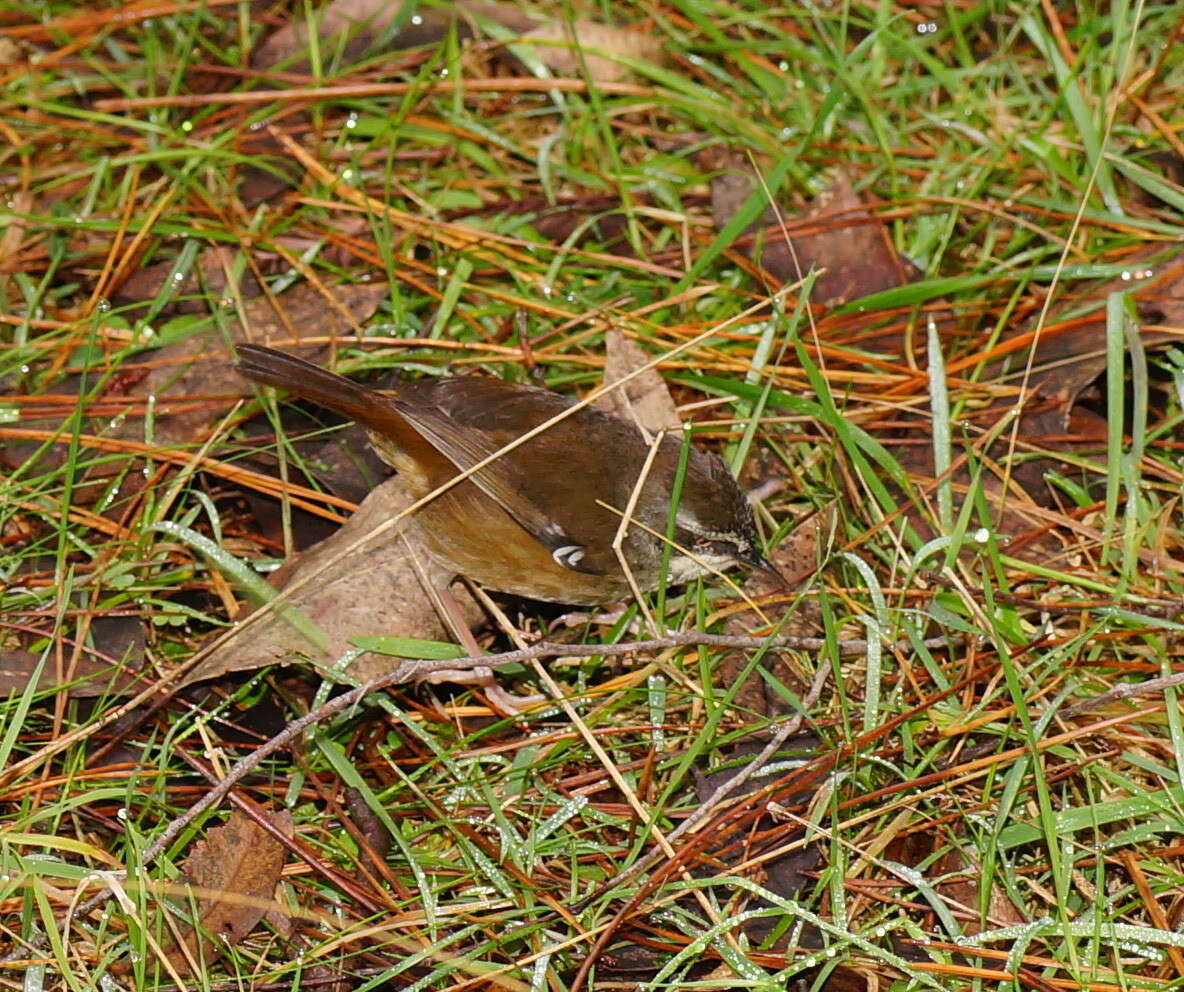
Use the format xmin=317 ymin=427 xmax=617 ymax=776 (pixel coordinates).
xmin=236 ymin=344 xmax=774 ymax=606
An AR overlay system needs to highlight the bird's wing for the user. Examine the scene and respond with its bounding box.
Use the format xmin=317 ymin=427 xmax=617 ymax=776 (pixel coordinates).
xmin=391 ymin=395 xmax=605 ymax=575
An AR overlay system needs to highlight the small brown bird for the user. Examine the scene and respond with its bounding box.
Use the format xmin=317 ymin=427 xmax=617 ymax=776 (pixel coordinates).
xmin=236 ymin=345 xmax=772 ymax=605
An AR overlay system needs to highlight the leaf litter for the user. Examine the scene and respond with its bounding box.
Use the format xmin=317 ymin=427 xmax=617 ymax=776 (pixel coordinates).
xmin=3 ymin=2 xmax=1184 ymax=990
xmin=162 ymin=808 xmax=293 ymax=975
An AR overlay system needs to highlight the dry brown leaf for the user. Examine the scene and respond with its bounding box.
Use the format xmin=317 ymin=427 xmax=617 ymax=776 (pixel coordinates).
xmin=111 ymin=246 xmax=264 ymax=316
xmin=251 ymin=0 xmax=535 ymax=72
xmin=457 ymin=0 xmax=545 ymax=35
xmin=991 ymin=245 xmax=1184 ymax=407
xmin=70 ymin=282 xmax=387 ymax=511
xmin=708 ymin=159 xmax=920 ymax=306
xmin=252 ymin=0 xmax=659 ymax=84
xmin=183 ymin=478 xmax=482 ymax=687
xmin=894 ymin=246 xmax=1184 ymax=530
xmin=719 ymin=504 xmax=828 ymax=718
xmin=0 ymin=190 xmax=33 ymax=277
xmin=932 ymin=846 xmax=1026 ymax=934
xmin=124 ymin=281 xmax=387 ymax=448
xmin=774 ymin=173 xmax=921 ymax=306
xmin=531 ymin=206 xmax=635 ymax=255
xmin=244 ymin=1 xmax=655 ymax=204
xmin=252 ymin=0 xmax=427 ymax=70
xmin=0 ymin=650 xmax=141 ymax=697
xmin=593 ymin=330 xmax=681 ymax=433
xmin=0 ymin=615 xmax=149 ymax=698
xmin=516 ymin=20 xmax=664 ymax=84
xmin=167 ymin=809 xmax=293 ymax=974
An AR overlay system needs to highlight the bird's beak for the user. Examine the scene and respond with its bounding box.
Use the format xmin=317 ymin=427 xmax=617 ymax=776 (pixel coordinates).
xmin=743 ymin=549 xmax=787 ymax=587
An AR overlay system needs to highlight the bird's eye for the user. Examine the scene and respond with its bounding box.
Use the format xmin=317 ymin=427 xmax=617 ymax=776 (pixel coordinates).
xmin=693 ymin=536 xmax=740 ymax=558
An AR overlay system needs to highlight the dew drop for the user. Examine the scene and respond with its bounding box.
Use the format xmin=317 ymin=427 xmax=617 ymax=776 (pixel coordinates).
xmin=180 ymin=119 xmax=193 ymax=133
xmin=96 ymin=298 xmax=111 ymax=313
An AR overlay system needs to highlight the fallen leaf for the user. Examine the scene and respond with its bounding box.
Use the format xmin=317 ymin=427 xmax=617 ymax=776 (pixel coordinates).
xmin=931 ymin=845 xmax=1026 ymax=933
xmin=594 ymin=330 xmax=681 ymax=433
xmin=167 ymin=809 xmax=293 ymax=974
xmin=709 ymin=157 xmax=920 ymax=306
xmin=0 ymin=190 xmax=33 ymax=292
xmin=773 ymin=173 xmax=922 ymax=306
xmin=72 ymin=282 xmax=387 ymax=510
xmin=719 ymin=504 xmax=829 ymax=717
xmin=693 ymin=736 xmax=824 ymax=950
xmin=895 ymin=247 xmax=1184 ymax=526
xmin=251 ymin=0 xmax=465 ymax=72
xmin=700 ymin=144 xmax=775 ymax=230
xmin=884 ymin=830 xmax=1024 ymax=958
xmin=0 ymin=649 xmax=139 ymax=697
xmin=989 ymin=246 xmax=1184 ymax=407
xmin=243 ymin=1 xmax=656 ymax=203
xmin=531 ymin=206 xmax=635 ymax=255
xmin=0 ymin=615 xmax=149 ymax=699
xmin=128 ymin=281 xmax=387 ymax=447
xmin=183 ymin=478 xmax=482 ymax=688
xmin=111 ymin=246 xmax=264 ymax=317
xmin=516 ymin=19 xmax=664 ymax=84
xmin=344 ymin=786 xmax=392 ymax=865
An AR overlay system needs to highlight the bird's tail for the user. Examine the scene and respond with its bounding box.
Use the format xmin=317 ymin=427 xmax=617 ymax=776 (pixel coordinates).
xmin=236 ymin=344 xmax=393 ymax=426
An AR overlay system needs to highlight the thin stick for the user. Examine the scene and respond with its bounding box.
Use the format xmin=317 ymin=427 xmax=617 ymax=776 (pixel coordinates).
xmin=73 ymin=628 xmax=950 ymax=919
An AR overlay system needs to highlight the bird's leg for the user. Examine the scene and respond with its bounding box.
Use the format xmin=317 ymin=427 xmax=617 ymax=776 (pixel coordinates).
xmin=418 ymin=574 xmax=546 ymax=715
xmin=550 ymin=601 xmax=639 ymax=633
